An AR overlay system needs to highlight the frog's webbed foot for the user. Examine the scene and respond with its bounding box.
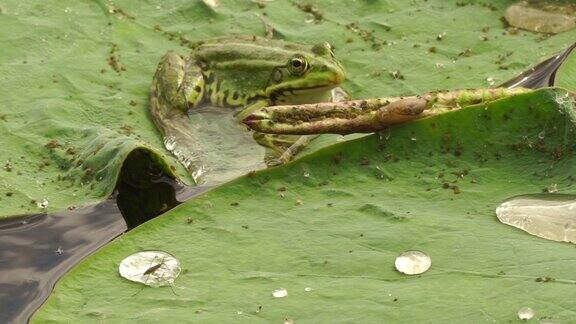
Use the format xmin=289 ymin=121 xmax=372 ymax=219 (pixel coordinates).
xmin=241 ymin=89 xmax=348 ymax=166
xmin=150 ymin=52 xmax=207 ymax=182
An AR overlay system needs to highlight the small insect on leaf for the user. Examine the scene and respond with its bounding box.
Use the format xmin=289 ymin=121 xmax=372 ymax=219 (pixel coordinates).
xmin=119 ymin=251 xmax=181 ymax=288
xmin=143 ymin=259 xmax=164 ymax=276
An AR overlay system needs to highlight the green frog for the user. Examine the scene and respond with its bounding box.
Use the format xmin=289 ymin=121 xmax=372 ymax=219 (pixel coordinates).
xmin=149 ymin=36 xmax=346 ymax=183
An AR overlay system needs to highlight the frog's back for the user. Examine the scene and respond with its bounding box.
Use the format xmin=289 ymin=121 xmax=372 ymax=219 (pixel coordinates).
xmin=191 ymin=36 xmax=312 ymax=104
xmin=193 ymin=36 xmax=309 ymax=65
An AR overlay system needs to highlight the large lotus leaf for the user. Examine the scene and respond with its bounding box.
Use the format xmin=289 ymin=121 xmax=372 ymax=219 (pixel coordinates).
xmin=1 ymin=0 xmax=576 ymax=218
xmin=556 ymin=47 xmax=576 ymax=91
xmin=34 ymin=89 xmax=576 ymax=322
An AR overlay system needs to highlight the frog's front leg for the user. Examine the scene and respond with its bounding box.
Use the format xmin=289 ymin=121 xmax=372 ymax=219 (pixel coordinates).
xmin=251 ymin=132 xmax=317 ymax=166
xmin=150 ymin=52 xmax=208 ymax=182
xmin=236 ymin=100 xmax=315 ymax=166
xmin=275 ymin=135 xmax=318 ymax=165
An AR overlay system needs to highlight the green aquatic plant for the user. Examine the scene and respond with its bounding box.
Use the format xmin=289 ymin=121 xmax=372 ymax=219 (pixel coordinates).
xmin=35 ymin=88 xmax=576 ymax=322
xmin=1 ymin=0 xmax=575 ymax=218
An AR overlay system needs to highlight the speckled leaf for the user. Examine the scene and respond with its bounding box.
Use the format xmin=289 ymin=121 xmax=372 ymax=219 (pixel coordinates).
xmin=34 ymin=88 xmax=576 ymax=322
xmin=1 ymin=0 xmax=575 ymax=218
xmin=556 ymin=48 xmax=576 ymax=91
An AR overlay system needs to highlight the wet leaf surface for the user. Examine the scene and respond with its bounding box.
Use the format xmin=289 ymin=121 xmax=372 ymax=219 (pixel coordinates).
xmin=1 ymin=0 xmax=576 ymax=322
xmin=35 ymin=89 xmax=576 ymax=322
xmin=1 ymin=0 xmax=576 ymax=218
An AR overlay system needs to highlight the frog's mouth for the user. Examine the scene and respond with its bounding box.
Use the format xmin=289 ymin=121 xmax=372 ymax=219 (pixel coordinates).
xmin=267 ymin=67 xmax=346 ymax=102
xmin=271 ymin=84 xmax=338 ymax=105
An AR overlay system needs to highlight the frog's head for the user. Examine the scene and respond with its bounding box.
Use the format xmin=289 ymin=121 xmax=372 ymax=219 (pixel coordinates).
xmin=264 ymin=41 xmax=346 ymax=104
xmin=194 ymin=37 xmax=346 ymax=106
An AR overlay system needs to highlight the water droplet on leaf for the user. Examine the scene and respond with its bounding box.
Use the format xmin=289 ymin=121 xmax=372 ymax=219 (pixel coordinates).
xmin=394 ymin=250 xmax=431 ymax=275
xmin=202 ymin=0 xmax=220 ymax=9
xmin=517 ymin=306 xmax=535 ymax=320
xmin=272 ymin=288 xmax=288 ymax=298
xmin=119 ymin=251 xmax=181 ymax=287
xmin=496 ymin=194 xmax=576 ymax=244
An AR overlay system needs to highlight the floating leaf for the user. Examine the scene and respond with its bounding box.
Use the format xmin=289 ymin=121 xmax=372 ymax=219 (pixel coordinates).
xmin=34 ymin=89 xmax=576 ymax=322
xmin=1 ymin=0 xmax=575 ymax=218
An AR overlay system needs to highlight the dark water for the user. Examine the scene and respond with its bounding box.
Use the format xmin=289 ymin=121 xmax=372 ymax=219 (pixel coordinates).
xmin=0 ymin=150 xmax=212 ymax=323
xmin=0 ymin=200 xmax=125 ymax=323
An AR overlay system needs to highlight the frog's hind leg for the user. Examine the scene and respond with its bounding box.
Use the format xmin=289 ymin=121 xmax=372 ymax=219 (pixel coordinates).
xmin=150 ymin=52 xmax=208 ymax=182
xmin=151 ymin=52 xmax=204 ymax=116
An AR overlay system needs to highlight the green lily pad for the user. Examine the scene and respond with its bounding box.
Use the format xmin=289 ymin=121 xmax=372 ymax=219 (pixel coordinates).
xmin=1 ymin=0 xmax=576 ymax=218
xmin=556 ymin=46 xmax=576 ymax=91
xmin=34 ymin=88 xmax=576 ymax=322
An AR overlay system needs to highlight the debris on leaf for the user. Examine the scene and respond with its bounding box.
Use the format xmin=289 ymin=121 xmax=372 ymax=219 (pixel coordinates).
xmin=295 ymin=3 xmax=323 ymax=23
xmin=505 ymin=1 xmax=576 ymax=34
xmin=38 ymin=199 xmax=49 ymax=209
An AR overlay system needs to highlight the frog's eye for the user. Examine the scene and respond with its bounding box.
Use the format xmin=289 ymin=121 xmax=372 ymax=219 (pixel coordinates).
xmin=288 ymin=56 xmax=308 ymax=75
